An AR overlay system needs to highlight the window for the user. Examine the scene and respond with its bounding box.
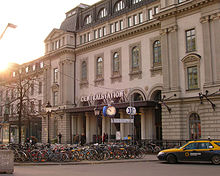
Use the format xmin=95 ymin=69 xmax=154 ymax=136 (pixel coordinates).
xmin=114 ymin=0 xmax=125 ymax=12
xmin=31 ymin=83 xmax=34 ymax=96
xmin=186 ymin=29 xmax=196 ymax=52
xmin=96 ymin=57 xmax=103 ymax=77
xmin=25 ymin=66 xmax=29 ymax=73
xmin=98 ymin=8 xmax=107 ymax=19
xmin=182 ymin=54 xmax=200 ymax=91
xmin=84 ymin=15 xmax=92 ymax=25
xmin=87 ymin=32 xmax=91 ymax=42
xmin=12 ymin=72 xmax=16 ymax=77
xmin=38 ymin=100 xmax=42 ymax=112
xmin=98 ymin=28 xmax=102 ymax=38
xmin=31 ymin=101 xmax=35 ymax=113
xmin=38 ymin=82 xmax=42 ymax=94
xmin=178 ymin=0 xmax=184 ymax=3
xmin=184 ymin=143 xmax=198 ymax=150
xmin=11 ymin=89 xmax=14 ymax=99
xmin=187 ymin=66 xmax=198 ymax=90
xmin=189 ymin=113 xmax=201 ymax=140
xmin=148 ymin=9 xmax=153 ymax=20
xmin=113 ymin=52 xmax=120 ymax=72
xmin=80 ymin=35 xmax=83 ymax=44
xmin=94 ymin=30 xmax=98 ymax=39
xmin=110 ymin=24 xmax=114 ymax=34
xmin=132 ymin=46 xmax=140 ymax=70
xmin=103 ymin=26 xmax=106 ymax=36
xmin=153 ymin=40 xmax=161 ymax=65
xmin=81 ymin=61 xmax=87 ymax=81
xmin=84 ymin=34 xmax=86 ymax=43
xmin=32 ymin=64 xmax=36 ymax=71
xmin=120 ymin=20 xmax=124 ymax=30
xmin=54 ymin=68 xmax=58 ymax=83
xmin=128 ymin=17 xmax=132 ymax=27
xmin=133 ymin=15 xmax=138 ymax=25
xmin=10 ymin=104 xmax=13 ymax=115
xmin=132 ymin=0 xmax=142 ymax=4
xmin=139 ymin=13 xmax=143 ymax=23
xmin=154 ymin=6 xmax=159 ymax=14
xmin=198 ymin=142 xmax=213 ymax=149
xmin=115 ymin=22 xmax=119 ymax=32
xmin=40 ymin=62 xmax=44 ymax=68
xmin=53 ymin=91 xmax=58 ymax=106
xmin=0 ymin=106 xmax=2 ymax=116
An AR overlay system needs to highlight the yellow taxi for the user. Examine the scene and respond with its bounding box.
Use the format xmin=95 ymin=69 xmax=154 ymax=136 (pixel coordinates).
xmin=157 ymin=140 xmax=220 ymax=164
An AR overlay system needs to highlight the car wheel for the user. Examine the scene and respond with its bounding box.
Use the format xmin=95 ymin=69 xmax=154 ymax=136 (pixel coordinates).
xmin=167 ymin=154 xmax=177 ymax=164
xmin=211 ymin=155 xmax=220 ymax=165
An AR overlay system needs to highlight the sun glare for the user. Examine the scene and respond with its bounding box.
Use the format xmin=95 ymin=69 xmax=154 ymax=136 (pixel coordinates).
xmin=0 ymin=62 xmax=9 ymax=72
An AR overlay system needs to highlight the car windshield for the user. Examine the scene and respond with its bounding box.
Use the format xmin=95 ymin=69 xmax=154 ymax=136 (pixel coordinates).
xmin=178 ymin=142 xmax=190 ymax=149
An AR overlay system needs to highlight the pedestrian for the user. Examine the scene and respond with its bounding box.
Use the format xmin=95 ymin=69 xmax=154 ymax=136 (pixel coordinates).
xmin=58 ymin=132 xmax=62 ymax=144
xmin=80 ymin=133 xmax=86 ymax=146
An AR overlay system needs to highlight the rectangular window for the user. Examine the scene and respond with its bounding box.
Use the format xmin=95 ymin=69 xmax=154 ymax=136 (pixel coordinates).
xmin=94 ymin=30 xmax=98 ymax=39
xmin=31 ymin=83 xmax=34 ymax=96
xmin=110 ymin=24 xmax=114 ymax=34
xmin=87 ymin=32 xmax=91 ymax=42
xmin=84 ymin=34 xmax=86 ymax=43
xmin=103 ymin=26 xmax=106 ymax=36
xmin=62 ymin=37 xmax=65 ymax=46
xmin=38 ymin=100 xmax=42 ymax=112
xmin=128 ymin=17 xmax=132 ymax=27
xmin=115 ymin=22 xmax=119 ymax=32
xmin=187 ymin=66 xmax=198 ymax=90
xmin=120 ymin=20 xmax=124 ymax=30
xmin=31 ymin=101 xmax=35 ymax=113
xmin=133 ymin=15 xmax=138 ymax=25
xmin=53 ymin=91 xmax=58 ymax=106
xmin=98 ymin=28 xmax=102 ymax=38
xmin=38 ymin=82 xmax=42 ymax=94
xmin=154 ymin=6 xmax=159 ymax=14
xmin=139 ymin=13 xmax=143 ymax=23
xmin=186 ymin=28 xmax=196 ymax=52
xmin=80 ymin=35 xmax=83 ymax=44
xmin=148 ymin=9 xmax=153 ymax=20
xmin=54 ymin=68 xmax=58 ymax=83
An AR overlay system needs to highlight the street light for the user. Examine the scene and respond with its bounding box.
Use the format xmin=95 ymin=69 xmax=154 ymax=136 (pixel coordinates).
xmin=0 ymin=23 xmax=17 ymax=40
xmin=94 ymin=108 xmax=100 ymax=143
xmin=45 ymin=101 xmax=52 ymax=144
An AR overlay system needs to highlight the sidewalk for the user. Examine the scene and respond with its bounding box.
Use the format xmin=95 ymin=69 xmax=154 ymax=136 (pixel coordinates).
xmin=15 ymin=154 xmax=158 ymax=166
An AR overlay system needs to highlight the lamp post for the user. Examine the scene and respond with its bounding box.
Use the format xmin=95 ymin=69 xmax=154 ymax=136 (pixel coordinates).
xmin=94 ymin=108 xmax=100 ymax=143
xmin=45 ymin=101 xmax=52 ymax=144
xmin=0 ymin=23 xmax=17 ymax=40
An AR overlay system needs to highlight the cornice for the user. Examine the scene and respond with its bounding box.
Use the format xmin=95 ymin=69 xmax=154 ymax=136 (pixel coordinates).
xmin=43 ymin=47 xmax=75 ymax=60
xmin=200 ymin=12 xmax=220 ymax=23
xmin=156 ymin=0 xmax=216 ymax=21
xmin=76 ymin=20 xmax=160 ymax=54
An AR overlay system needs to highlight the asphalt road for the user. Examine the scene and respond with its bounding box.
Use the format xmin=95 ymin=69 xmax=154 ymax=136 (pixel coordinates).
xmin=3 ymin=161 xmax=220 ymax=176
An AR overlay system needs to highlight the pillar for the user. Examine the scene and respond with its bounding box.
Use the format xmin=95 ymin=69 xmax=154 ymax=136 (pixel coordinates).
xmin=119 ymin=110 xmax=125 ymax=140
xmin=85 ymin=112 xmax=90 ymax=143
xmin=139 ymin=108 xmax=146 ymax=140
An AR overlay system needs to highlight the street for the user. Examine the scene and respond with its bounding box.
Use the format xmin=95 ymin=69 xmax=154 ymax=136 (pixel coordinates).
xmin=3 ymin=161 xmax=220 ymax=176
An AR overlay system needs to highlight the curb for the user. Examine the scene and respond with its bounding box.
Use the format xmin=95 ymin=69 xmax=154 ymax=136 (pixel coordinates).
xmin=15 ymin=158 xmax=158 ymax=166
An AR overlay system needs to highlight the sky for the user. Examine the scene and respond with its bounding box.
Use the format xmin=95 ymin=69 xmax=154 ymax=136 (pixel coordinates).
xmin=0 ymin=0 xmax=99 ymax=70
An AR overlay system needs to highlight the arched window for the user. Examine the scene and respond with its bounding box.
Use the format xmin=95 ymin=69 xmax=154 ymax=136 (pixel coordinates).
xmin=81 ymin=61 xmax=87 ymax=80
xmin=132 ymin=93 xmax=143 ymax=101
xmin=189 ymin=113 xmax=201 ymax=140
xmin=132 ymin=46 xmax=140 ymax=69
xmin=153 ymin=40 xmax=161 ymax=65
xmin=113 ymin=52 xmax=119 ymax=72
xmin=114 ymin=0 xmax=125 ymax=12
xmin=97 ymin=57 xmax=103 ymax=76
xmin=98 ymin=8 xmax=107 ymax=19
xmin=84 ymin=15 xmax=92 ymax=25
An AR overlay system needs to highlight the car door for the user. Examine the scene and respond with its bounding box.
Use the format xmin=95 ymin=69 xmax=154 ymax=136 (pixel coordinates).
xmin=178 ymin=142 xmax=200 ymax=161
xmin=197 ymin=142 xmax=214 ymax=161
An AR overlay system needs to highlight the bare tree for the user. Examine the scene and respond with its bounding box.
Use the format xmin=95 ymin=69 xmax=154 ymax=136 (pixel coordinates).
xmin=0 ymin=64 xmax=44 ymax=144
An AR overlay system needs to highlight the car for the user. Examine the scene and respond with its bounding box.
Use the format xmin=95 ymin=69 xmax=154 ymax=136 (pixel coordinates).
xmin=157 ymin=140 xmax=220 ymax=164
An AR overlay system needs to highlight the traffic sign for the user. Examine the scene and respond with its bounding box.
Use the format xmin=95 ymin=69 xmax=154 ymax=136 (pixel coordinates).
xmin=126 ymin=106 xmax=136 ymax=115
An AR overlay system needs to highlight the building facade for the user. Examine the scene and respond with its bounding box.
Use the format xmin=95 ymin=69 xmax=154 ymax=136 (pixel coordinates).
xmin=1 ymin=0 xmax=220 ymax=144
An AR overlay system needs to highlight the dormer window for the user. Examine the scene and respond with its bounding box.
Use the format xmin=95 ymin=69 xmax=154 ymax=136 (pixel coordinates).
xmin=114 ymin=0 xmax=125 ymax=12
xmin=84 ymin=15 xmax=92 ymax=25
xmin=132 ymin=0 xmax=142 ymax=4
xmin=98 ymin=8 xmax=107 ymax=19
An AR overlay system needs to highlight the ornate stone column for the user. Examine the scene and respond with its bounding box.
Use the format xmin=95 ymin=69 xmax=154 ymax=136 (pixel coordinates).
xmin=139 ymin=108 xmax=146 ymax=140
xmin=85 ymin=112 xmax=90 ymax=143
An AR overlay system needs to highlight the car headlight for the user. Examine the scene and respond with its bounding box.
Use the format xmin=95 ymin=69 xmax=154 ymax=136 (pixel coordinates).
xmin=158 ymin=151 xmax=165 ymax=156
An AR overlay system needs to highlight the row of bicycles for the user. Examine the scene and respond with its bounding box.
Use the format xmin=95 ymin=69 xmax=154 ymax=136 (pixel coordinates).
xmin=0 ymin=141 xmax=162 ymax=163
